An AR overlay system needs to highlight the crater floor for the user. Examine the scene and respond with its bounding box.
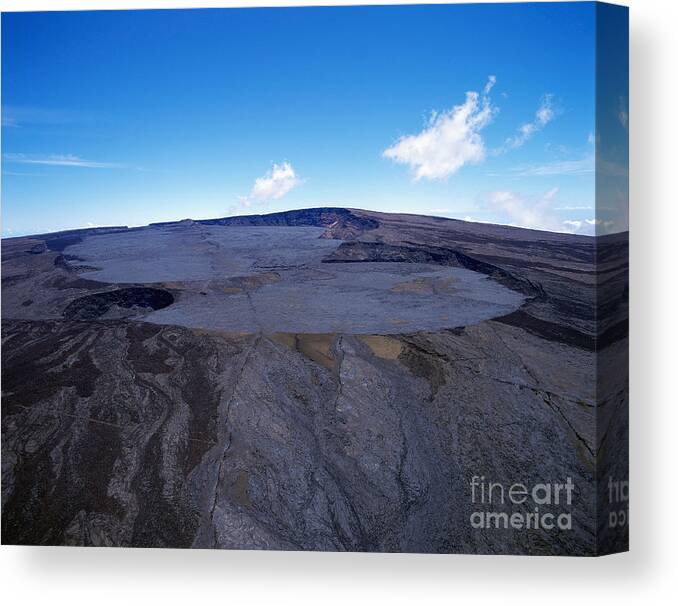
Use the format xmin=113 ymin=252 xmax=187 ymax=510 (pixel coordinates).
xmin=66 ymin=224 xmax=525 ymax=334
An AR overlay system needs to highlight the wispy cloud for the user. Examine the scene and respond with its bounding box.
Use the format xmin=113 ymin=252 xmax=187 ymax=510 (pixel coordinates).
xmin=504 ymin=155 xmax=625 ymax=179
xmin=486 ymin=187 xmax=597 ymax=235
xmin=488 ymin=187 xmax=560 ymax=232
xmin=1 ymin=170 xmax=48 ymax=177
xmin=499 ymin=94 xmax=556 ymax=151
xmin=483 ymin=75 xmax=497 ymax=95
xmin=564 ymin=218 xmax=615 ymax=232
xmin=1 ymin=106 xmax=102 ymax=129
xmin=383 ymin=76 xmax=498 ymax=180
xmin=3 ymin=153 xmax=121 ymax=168
xmin=617 ymin=96 xmax=628 ymax=130
xmin=506 ymin=155 xmax=594 ymax=177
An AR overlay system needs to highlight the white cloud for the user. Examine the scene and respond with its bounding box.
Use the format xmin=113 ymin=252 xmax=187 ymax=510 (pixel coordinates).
xmin=488 ymin=189 xmax=560 ymax=232
xmin=486 ymin=188 xmax=597 ymax=235
xmin=463 ymin=216 xmax=493 ymax=224
xmin=563 ymin=219 xmax=584 ymax=229
xmin=543 ymin=186 xmax=559 ymax=200
xmin=564 ymin=218 xmax=615 ymax=233
xmin=483 ymin=75 xmax=497 ymax=95
xmin=383 ymin=77 xmax=497 ymax=180
xmin=249 ymin=162 xmax=302 ymax=200
xmin=501 ymin=94 xmax=555 ymax=150
xmin=233 ymin=161 xmax=303 ymax=212
xmin=3 ymin=153 xmax=121 ymax=168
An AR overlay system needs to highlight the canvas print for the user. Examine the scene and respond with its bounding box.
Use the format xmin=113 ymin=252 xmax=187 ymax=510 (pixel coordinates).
xmin=1 ymin=2 xmax=628 ymax=555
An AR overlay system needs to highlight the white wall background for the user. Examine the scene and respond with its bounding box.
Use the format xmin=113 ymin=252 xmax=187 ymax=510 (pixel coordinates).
xmin=1 ymin=0 xmax=676 ymax=603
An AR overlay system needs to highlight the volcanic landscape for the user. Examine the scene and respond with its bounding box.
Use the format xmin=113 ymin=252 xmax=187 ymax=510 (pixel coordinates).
xmin=1 ymin=207 xmax=628 ymax=554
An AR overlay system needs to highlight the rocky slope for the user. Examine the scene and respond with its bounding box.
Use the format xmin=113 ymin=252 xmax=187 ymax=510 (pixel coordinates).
xmin=1 ymin=208 xmax=628 ymax=554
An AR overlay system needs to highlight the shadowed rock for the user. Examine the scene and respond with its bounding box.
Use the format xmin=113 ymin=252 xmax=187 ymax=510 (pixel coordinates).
xmin=63 ymin=287 xmax=174 ymax=320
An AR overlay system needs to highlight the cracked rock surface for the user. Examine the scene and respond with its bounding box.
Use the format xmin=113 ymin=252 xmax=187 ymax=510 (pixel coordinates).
xmin=1 ymin=208 xmax=628 ymax=554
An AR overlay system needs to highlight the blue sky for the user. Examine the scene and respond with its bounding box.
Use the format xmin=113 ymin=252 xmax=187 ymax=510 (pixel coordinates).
xmin=1 ymin=3 xmax=626 ymax=237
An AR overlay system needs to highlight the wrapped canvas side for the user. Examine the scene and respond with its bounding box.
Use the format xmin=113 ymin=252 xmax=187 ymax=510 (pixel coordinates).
xmin=595 ymin=1 xmax=629 ymax=556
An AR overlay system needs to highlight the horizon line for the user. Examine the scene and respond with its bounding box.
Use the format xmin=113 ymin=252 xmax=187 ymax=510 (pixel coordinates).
xmin=1 ymin=206 xmax=615 ymax=240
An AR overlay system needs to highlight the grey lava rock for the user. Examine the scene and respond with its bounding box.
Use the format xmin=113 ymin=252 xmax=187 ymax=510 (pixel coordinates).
xmin=1 ymin=208 xmax=628 ymax=554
